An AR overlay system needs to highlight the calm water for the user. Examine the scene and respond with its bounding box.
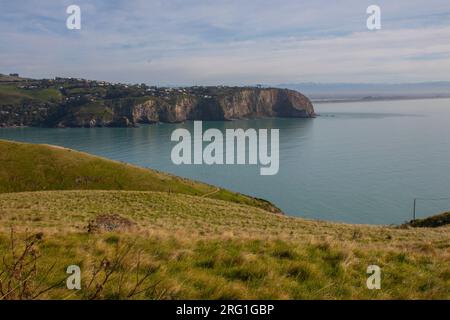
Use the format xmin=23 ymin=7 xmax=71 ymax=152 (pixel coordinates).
xmin=1 ymin=98 xmax=450 ymax=224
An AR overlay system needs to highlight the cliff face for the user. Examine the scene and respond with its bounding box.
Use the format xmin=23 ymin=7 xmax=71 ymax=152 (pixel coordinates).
xmin=0 ymin=87 xmax=314 ymax=128
xmin=218 ymin=88 xmax=314 ymax=119
xmin=130 ymin=88 xmax=314 ymax=126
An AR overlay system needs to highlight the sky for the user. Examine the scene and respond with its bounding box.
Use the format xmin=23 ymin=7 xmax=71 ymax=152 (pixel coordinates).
xmin=1 ymin=0 xmax=450 ymax=86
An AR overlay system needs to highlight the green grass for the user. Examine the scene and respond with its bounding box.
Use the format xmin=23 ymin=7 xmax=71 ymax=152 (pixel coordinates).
xmin=0 ymin=139 xmax=279 ymax=212
xmin=0 ymin=84 xmax=62 ymax=105
xmin=0 ymin=139 xmax=448 ymax=300
xmin=0 ymin=190 xmax=448 ymax=299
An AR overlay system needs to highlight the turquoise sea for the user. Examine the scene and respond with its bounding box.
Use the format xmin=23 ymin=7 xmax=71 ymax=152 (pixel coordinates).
xmin=1 ymin=98 xmax=450 ymax=224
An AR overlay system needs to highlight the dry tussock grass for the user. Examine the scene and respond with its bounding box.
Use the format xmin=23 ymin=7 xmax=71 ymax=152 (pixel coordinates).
xmin=0 ymin=190 xmax=448 ymax=299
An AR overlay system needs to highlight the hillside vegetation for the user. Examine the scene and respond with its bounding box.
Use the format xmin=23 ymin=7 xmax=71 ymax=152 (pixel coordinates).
xmin=0 ymin=140 xmax=448 ymax=299
xmin=406 ymin=212 xmax=450 ymax=228
xmin=0 ymin=75 xmax=314 ymax=128
xmin=0 ymin=139 xmax=278 ymax=212
xmin=0 ymin=190 xmax=449 ymax=299
xmin=0 ymin=84 xmax=62 ymax=105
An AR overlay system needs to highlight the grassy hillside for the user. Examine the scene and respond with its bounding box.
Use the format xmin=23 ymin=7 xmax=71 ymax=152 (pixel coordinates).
xmin=0 ymin=84 xmax=62 ymax=105
xmin=0 ymin=139 xmax=448 ymax=299
xmin=0 ymin=190 xmax=449 ymax=299
xmin=406 ymin=212 xmax=450 ymax=228
xmin=0 ymin=139 xmax=279 ymax=212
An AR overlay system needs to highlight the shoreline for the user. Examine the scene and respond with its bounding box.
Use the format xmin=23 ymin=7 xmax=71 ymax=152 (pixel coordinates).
xmin=312 ymin=95 xmax=450 ymax=104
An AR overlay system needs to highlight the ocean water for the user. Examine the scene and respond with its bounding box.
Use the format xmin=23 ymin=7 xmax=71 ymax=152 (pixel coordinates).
xmin=1 ymin=98 xmax=450 ymax=225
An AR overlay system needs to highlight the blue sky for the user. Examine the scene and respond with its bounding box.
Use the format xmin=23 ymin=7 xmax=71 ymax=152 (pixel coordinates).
xmin=1 ymin=0 xmax=450 ymax=85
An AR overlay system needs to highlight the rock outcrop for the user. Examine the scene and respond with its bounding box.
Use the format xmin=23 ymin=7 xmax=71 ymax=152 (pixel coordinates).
xmin=129 ymin=88 xmax=315 ymax=125
xmin=0 ymin=87 xmax=315 ymax=128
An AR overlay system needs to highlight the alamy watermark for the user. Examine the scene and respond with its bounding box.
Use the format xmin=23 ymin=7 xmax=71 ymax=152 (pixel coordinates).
xmin=366 ymin=5 xmax=381 ymax=30
xmin=66 ymin=5 xmax=81 ymax=30
xmin=65 ymin=5 xmax=381 ymax=31
xmin=170 ymin=121 xmax=279 ymax=176
xmin=66 ymin=265 xmax=81 ymax=290
xmin=366 ymin=265 xmax=381 ymax=290
xmin=63 ymin=263 xmax=383 ymax=292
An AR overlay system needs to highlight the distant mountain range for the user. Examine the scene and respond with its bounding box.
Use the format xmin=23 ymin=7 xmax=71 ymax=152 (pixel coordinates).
xmin=277 ymin=82 xmax=450 ymax=102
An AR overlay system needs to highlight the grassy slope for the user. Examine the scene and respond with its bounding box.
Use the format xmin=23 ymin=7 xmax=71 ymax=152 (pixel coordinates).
xmin=0 ymin=139 xmax=278 ymax=212
xmin=0 ymin=139 xmax=448 ymax=299
xmin=0 ymin=84 xmax=62 ymax=105
xmin=407 ymin=212 xmax=450 ymax=228
xmin=0 ymin=190 xmax=449 ymax=299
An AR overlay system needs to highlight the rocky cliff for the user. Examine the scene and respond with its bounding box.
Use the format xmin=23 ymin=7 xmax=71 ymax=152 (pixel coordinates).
xmin=129 ymin=88 xmax=315 ymax=125
xmin=0 ymin=80 xmax=315 ymax=128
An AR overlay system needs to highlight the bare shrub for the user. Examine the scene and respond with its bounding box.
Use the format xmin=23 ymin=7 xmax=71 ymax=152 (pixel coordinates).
xmin=0 ymin=229 xmax=64 ymax=300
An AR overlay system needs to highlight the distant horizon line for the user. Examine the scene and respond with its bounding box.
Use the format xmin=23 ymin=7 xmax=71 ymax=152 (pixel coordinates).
xmin=2 ymin=72 xmax=450 ymax=88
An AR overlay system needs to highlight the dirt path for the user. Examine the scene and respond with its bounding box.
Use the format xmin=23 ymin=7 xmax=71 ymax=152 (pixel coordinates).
xmin=201 ymin=187 xmax=220 ymax=198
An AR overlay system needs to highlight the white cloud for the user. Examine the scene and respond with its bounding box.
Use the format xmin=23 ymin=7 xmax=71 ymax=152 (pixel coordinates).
xmin=1 ymin=0 xmax=450 ymax=84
